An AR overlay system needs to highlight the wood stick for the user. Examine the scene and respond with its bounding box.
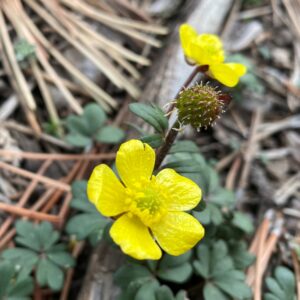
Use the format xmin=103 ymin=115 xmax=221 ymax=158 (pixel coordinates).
xmin=2 ymin=121 xmax=73 ymax=150
xmin=254 ymin=209 xmax=271 ymax=300
xmin=0 ymin=161 xmax=71 ymax=192
xmin=60 ymin=241 xmax=85 ymax=300
xmin=0 ymin=202 xmax=60 ymax=223
xmin=0 ymin=160 xmax=52 ymax=238
xmin=0 ymin=150 xmax=116 ymax=161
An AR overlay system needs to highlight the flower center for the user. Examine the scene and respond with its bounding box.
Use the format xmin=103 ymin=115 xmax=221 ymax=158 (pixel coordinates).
xmin=125 ymin=177 xmax=167 ymax=226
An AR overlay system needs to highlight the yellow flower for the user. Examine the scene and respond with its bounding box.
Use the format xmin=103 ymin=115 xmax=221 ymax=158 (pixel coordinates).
xmin=179 ymin=24 xmax=247 ymax=87
xmin=87 ymin=139 xmax=205 ymax=260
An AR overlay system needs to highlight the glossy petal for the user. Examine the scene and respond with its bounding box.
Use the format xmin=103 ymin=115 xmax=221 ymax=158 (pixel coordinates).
xmin=87 ymin=164 xmax=127 ymax=217
xmin=209 ymin=63 xmax=247 ymax=87
xmin=179 ymin=24 xmax=197 ymax=57
xmin=116 ymin=139 xmax=155 ymax=188
xmin=190 ymin=34 xmax=224 ymax=65
xmin=156 ymin=169 xmax=202 ymax=211
xmin=110 ymin=213 xmax=162 ymax=260
xmin=151 ymin=212 xmax=205 ymax=256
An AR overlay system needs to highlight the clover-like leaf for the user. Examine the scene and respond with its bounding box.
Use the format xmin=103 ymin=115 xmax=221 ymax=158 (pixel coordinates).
xmin=66 ymin=180 xmax=110 ymax=245
xmin=194 ymin=240 xmax=252 ymax=300
xmin=95 ymin=125 xmax=124 ymax=144
xmin=65 ymin=103 xmax=123 ymax=147
xmin=264 ymin=266 xmax=296 ymax=300
xmin=114 ymin=263 xmax=153 ymax=290
xmin=5 ymin=220 xmax=75 ymax=292
xmin=157 ymin=252 xmax=193 ymax=283
xmin=232 ymin=212 xmax=254 ymax=234
xmin=0 ymin=261 xmax=34 ymax=299
xmin=228 ymin=241 xmax=255 ymax=270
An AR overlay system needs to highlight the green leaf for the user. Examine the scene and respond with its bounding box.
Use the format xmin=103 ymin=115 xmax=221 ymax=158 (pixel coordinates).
xmin=134 ymin=279 xmax=159 ymax=300
xmin=36 ymin=258 xmax=64 ymax=291
xmin=0 ymin=262 xmax=15 ymax=298
xmin=229 ymin=241 xmax=255 ymax=270
xmin=95 ymin=125 xmax=124 ymax=144
xmin=203 ymin=283 xmax=229 ymax=300
xmin=68 ymin=180 xmax=109 ymax=245
xmin=46 ymin=260 xmax=64 ymax=291
xmin=175 ymin=290 xmax=187 ymax=300
xmin=129 ymin=103 xmax=168 ymax=133
xmin=36 ymin=222 xmax=59 ymax=251
xmin=141 ymin=134 xmax=163 ymax=148
xmin=14 ymin=39 xmax=35 ymax=63
xmin=117 ymin=280 xmax=144 ymax=300
xmin=157 ymin=262 xmax=192 ymax=283
xmin=275 ymin=266 xmax=295 ymax=295
xmin=210 ymin=188 xmax=236 ymax=207
xmin=15 ymin=221 xmax=41 ymax=251
xmin=47 ymin=251 xmax=75 ymax=268
xmin=214 ymin=270 xmax=252 ymax=299
xmin=162 ymin=159 xmax=203 ymax=173
xmin=265 ymin=278 xmax=285 ymax=299
xmin=7 ymin=277 xmax=34 ymax=298
xmin=70 ymin=181 xmax=92 ymax=210
xmin=157 ymin=253 xmax=193 ymax=283
xmin=36 ymin=259 xmax=48 ymax=287
xmin=264 ymin=266 xmax=296 ymax=300
xmin=66 ymin=132 xmax=91 ymax=147
xmin=159 ymin=251 xmax=192 ymax=269
xmin=1 ymin=248 xmax=38 ymax=275
xmin=156 ymin=286 xmax=175 ymax=300
xmin=114 ymin=264 xmax=152 ymax=289
xmin=83 ymin=103 xmax=107 ymax=133
xmin=232 ymin=212 xmax=254 ymax=234
xmin=66 ymin=212 xmax=109 ymax=243
xmin=65 ymin=115 xmax=90 ymax=136
xmin=169 ymin=141 xmax=199 ymax=154
xmin=193 ymin=244 xmax=210 ymax=278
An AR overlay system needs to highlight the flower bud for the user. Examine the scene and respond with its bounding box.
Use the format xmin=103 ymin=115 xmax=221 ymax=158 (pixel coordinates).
xmin=176 ymin=84 xmax=226 ymax=130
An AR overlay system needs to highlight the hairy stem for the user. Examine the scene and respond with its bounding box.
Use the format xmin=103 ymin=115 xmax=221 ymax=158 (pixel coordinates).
xmin=155 ymin=120 xmax=180 ymax=169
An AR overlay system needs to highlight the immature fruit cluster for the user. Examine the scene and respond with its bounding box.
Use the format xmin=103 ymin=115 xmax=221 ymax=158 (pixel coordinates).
xmin=176 ymin=84 xmax=224 ymax=130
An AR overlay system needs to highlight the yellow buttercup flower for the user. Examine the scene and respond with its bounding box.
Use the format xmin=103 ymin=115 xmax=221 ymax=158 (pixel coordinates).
xmin=87 ymin=139 xmax=204 ymax=260
xmin=179 ymin=24 xmax=247 ymax=87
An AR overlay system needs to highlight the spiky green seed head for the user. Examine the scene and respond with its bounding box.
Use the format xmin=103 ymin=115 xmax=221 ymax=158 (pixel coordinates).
xmin=175 ymin=84 xmax=224 ymax=130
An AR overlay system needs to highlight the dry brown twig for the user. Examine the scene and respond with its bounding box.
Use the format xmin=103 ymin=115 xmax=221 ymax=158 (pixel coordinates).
xmin=246 ymin=210 xmax=284 ymax=299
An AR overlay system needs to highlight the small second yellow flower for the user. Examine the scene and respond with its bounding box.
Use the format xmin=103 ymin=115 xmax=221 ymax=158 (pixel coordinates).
xmin=180 ymin=24 xmax=247 ymax=87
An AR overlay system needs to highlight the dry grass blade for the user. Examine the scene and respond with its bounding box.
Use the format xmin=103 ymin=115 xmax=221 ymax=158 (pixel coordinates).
xmin=0 ymin=161 xmax=71 ymax=191
xmin=61 ymin=0 xmax=163 ymax=47
xmin=0 ymin=9 xmax=36 ymax=111
xmin=61 ymin=0 xmax=168 ymax=35
xmin=0 ymin=0 xmax=165 ymax=131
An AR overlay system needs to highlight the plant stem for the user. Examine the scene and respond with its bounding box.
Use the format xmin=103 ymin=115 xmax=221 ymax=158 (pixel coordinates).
xmin=155 ymin=119 xmax=180 ymax=169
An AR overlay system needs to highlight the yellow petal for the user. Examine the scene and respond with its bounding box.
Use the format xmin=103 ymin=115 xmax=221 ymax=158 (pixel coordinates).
xmin=87 ymin=164 xmax=127 ymax=217
xmin=151 ymin=212 xmax=205 ymax=256
xmin=190 ymin=34 xmax=225 ymax=65
xmin=179 ymin=24 xmax=198 ymax=57
xmin=156 ymin=169 xmax=202 ymax=211
xmin=209 ymin=63 xmax=247 ymax=87
xmin=116 ymin=140 xmax=155 ymax=188
xmin=110 ymin=213 xmax=162 ymax=260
